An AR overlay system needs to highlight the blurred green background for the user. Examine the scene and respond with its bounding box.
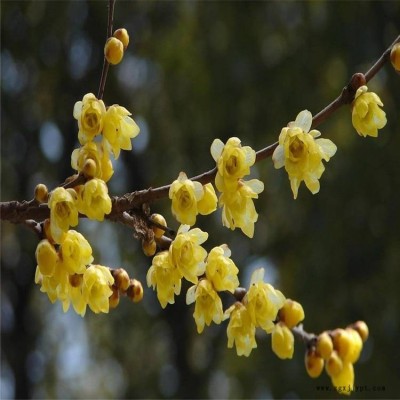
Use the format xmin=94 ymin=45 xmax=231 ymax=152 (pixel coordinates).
xmin=1 ymin=1 xmax=400 ymax=398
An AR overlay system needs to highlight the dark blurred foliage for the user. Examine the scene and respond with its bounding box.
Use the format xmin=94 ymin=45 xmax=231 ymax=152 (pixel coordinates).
xmin=1 ymin=1 xmax=400 ymax=399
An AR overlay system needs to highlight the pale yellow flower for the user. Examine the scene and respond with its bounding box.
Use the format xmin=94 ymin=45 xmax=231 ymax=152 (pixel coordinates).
xmin=219 ymin=179 xmax=264 ymax=238
xmin=225 ymin=302 xmax=257 ymax=357
xmin=73 ymin=93 xmax=106 ymax=144
xmin=186 ymin=279 xmax=223 ymax=334
xmin=197 ymin=183 xmax=218 ymax=216
xmin=58 ymin=230 xmax=93 ymax=275
xmin=71 ymin=142 xmax=114 ymax=182
xmin=205 ymin=245 xmax=239 ymax=293
xmin=169 ymin=172 xmax=204 ymax=226
xmin=271 ymin=322 xmax=294 ymax=359
xmin=35 ymin=239 xmax=58 ymax=277
xmin=272 ymin=110 xmax=337 ymax=199
xmin=211 ymin=137 xmax=256 ymax=191
xmin=76 ymin=178 xmax=112 ymax=221
xmin=352 ymin=85 xmax=386 ymax=137
xmin=48 ymin=187 xmax=79 ymax=243
xmin=245 ymin=268 xmax=285 ymax=333
xmin=82 ymin=264 xmax=114 ymax=314
xmin=103 ymin=104 xmax=140 ymax=159
xmin=169 ymin=225 xmax=208 ymax=284
xmin=147 ymin=251 xmax=182 ymax=308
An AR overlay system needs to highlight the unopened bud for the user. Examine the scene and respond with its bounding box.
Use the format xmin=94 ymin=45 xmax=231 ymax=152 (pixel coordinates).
xmin=316 ymin=331 xmax=333 ymax=360
xmin=390 ymin=42 xmax=400 ymax=72
xmin=305 ymin=349 xmax=324 ymax=378
xmin=112 ymin=268 xmax=130 ymax=292
xmin=127 ymin=279 xmax=143 ymax=303
xmin=331 ymin=328 xmax=352 ymax=361
xmin=142 ymin=238 xmax=156 ymax=257
xmin=35 ymin=239 xmax=58 ymax=276
xmin=109 ymin=286 xmax=120 ymax=309
xmin=34 ymin=183 xmax=48 ymax=203
xmin=325 ymin=351 xmax=343 ymax=377
xmin=104 ymin=37 xmax=124 ymax=65
xmin=349 ymin=320 xmax=369 ymax=343
xmin=150 ymin=213 xmax=167 ymax=238
xmin=113 ymin=28 xmax=129 ymax=50
xmin=278 ymin=299 xmax=305 ymax=329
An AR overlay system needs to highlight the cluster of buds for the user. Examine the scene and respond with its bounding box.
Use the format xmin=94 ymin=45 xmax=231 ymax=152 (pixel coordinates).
xmin=305 ymin=321 xmax=369 ymax=394
xmin=141 ymin=213 xmax=168 ymax=257
xmin=104 ymin=28 xmax=129 ymax=65
xmin=109 ymin=268 xmax=143 ymax=308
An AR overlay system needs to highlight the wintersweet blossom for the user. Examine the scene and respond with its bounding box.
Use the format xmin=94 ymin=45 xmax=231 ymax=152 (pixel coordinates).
xmin=73 ymin=93 xmax=106 ymax=144
xmin=82 ymin=265 xmax=114 ymax=314
xmin=102 ymin=104 xmax=140 ymax=159
xmin=147 ymin=251 xmax=182 ymax=308
xmin=71 ymin=142 xmax=114 ymax=182
xmin=245 ymin=268 xmax=285 ymax=333
xmin=211 ymin=137 xmax=256 ymax=191
xmin=331 ymin=362 xmax=354 ymax=394
xmin=272 ymin=110 xmax=337 ymax=199
xmin=169 ymin=225 xmax=208 ymax=284
xmin=186 ymin=279 xmax=223 ymax=334
xmin=205 ymin=245 xmax=239 ymax=293
xmin=35 ymin=239 xmax=58 ymax=277
xmin=76 ymin=178 xmax=112 ymax=221
xmin=169 ymin=172 xmax=204 ymax=225
xmin=48 ymin=187 xmax=79 ymax=243
xmin=197 ymin=183 xmax=218 ymax=216
xmin=224 ymin=302 xmax=257 ymax=357
xmin=58 ymin=230 xmax=94 ymax=275
xmin=271 ymin=322 xmax=294 ymax=359
xmin=352 ymin=85 xmax=387 ymax=137
xmin=218 ymin=179 xmax=264 ymax=238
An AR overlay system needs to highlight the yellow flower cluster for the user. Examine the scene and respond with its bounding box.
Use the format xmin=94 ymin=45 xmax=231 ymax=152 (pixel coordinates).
xmin=34 ymin=233 xmax=114 ymax=316
xmin=305 ymin=321 xmax=368 ymax=395
xmin=224 ymin=268 xmax=286 ymax=357
xmin=169 ymin=172 xmax=217 ymax=226
xmin=147 ymin=225 xmax=208 ymax=308
xmin=273 ymin=110 xmax=337 ymax=199
xmin=187 ymin=245 xmax=239 ymax=333
xmin=351 ymin=85 xmax=387 ymax=137
xmin=211 ymin=137 xmax=264 ymax=238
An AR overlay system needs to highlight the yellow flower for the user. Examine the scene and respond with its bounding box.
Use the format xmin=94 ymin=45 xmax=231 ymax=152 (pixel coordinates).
xmin=82 ymin=264 xmax=114 ymax=314
xmin=147 ymin=251 xmax=182 ymax=308
xmin=103 ymin=104 xmax=140 ymax=159
xmin=35 ymin=265 xmax=69 ymax=304
xmin=351 ymin=85 xmax=387 ymax=137
xmin=169 ymin=172 xmax=204 ymax=226
xmin=205 ymin=245 xmax=239 ymax=293
xmin=169 ymin=225 xmax=208 ymax=284
xmin=245 ymin=268 xmax=285 ymax=333
xmin=278 ymin=299 xmax=305 ymax=329
xmin=77 ymin=178 xmax=112 ymax=221
xmin=71 ymin=142 xmax=114 ymax=182
xmin=219 ymin=179 xmax=264 ymax=238
xmin=211 ymin=137 xmax=256 ymax=191
xmin=271 ymin=322 xmax=294 ymax=359
xmin=186 ymin=279 xmax=223 ymax=334
xmin=331 ymin=362 xmax=354 ymax=395
xmin=48 ymin=187 xmax=79 ymax=243
xmin=73 ymin=93 xmax=106 ymax=144
xmin=224 ymin=302 xmax=257 ymax=357
xmin=58 ymin=230 xmax=93 ymax=275
xmin=35 ymin=239 xmax=58 ymax=277
xmin=272 ymin=110 xmax=337 ymax=199
xmin=197 ymin=183 xmax=218 ymax=216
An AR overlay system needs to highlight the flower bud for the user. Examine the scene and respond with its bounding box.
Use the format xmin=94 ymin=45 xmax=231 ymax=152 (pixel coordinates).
xmin=83 ymin=159 xmax=97 ymax=179
xmin=109 ymin=286 xmax=120 ymax=309
xmin=305 ymin=349 xmax=324 ymax=378
xmin=35 ymin=183 xmax=49 ymax=203
xmin=350 ymin=320 xmax=369 ymax=343
xmin=35 ymin=239 xmax=58 ymax=276
xmin=331 ymin=328 xmax=353 ymax=361
xmin=316 ymin=331 xmax=333 ymax=360
xmin=325 ymin=350 xmax=343 ymax=377
xmin=142 ymin=238 xmax=156 ymax=257
xmin=112 ymin=268 xmax=130 ymax=292
xmin=127 ymin=279 xmax=143 ymax=303
xmin=345 ymin=328 xmax=363 ymax=363
xmin=150 ymin=213 xmax=167 ymax=238
xmin=113 ymin=28 xmax=129 ymax=49
xmin=278 ymin=299 xmax=305 ymax=329
xmin=104 ymin=37 xmax=124 ymax=65
xmin=390 ymin=43 xmax=400 ymax=72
